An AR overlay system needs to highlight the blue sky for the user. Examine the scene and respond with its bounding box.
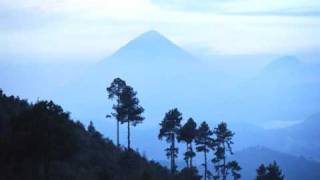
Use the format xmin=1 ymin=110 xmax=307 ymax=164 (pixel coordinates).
xmin=1 ymin=0 xmax=320 ymax=62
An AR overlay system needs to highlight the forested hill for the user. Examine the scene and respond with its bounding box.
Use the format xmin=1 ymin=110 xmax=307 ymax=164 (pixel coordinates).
xmin=0 ymin=90 xmax=199 ymax=180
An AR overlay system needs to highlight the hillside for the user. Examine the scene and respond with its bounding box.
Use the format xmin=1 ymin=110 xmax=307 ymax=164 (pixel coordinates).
xmin=0 ymin=90 xmax=196 ymax=180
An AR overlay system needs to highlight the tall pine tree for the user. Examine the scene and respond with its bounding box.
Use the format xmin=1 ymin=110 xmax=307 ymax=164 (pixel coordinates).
xmin=158 ymin=108 xmax=182 ymax=174
xmin=195 ymin=121 xmax=214 ymax=180
xmin=117 ymin=85 xmax=144 ymax=150
xmin=178 ymin=118 xmax=197 ymax=168
xmin=211 ymin=122 xmax=240 ymax=180
xmin=106 ymin=78 xmax=127 ymax=147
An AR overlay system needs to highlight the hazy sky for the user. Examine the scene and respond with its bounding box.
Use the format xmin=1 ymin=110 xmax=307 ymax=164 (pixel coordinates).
xmin=1 ymin=0 xmax=320 ymax=62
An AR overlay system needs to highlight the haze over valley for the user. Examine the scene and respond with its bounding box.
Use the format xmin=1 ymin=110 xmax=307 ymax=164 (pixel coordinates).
xmin=2 ymin=1 xmax=320 ymax=178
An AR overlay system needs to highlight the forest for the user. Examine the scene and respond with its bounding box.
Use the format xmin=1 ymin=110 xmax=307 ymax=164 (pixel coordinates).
xmin=0 ymin=78 xmax=285 ymax=180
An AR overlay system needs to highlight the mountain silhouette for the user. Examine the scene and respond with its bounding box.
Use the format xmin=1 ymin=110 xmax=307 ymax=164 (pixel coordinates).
xmin=56 ymin=30 xmax=210 ymax=127
xmin=233 ymin=146 xmax=320 ymax=180
xmin=106 ymin=30 xmax=194 ymax=63
xmin=264 ymin=56 xmax=301 ymax=71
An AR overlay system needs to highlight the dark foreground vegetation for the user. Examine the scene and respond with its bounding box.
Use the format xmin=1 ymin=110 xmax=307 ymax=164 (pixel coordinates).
xmin=0 ymin=89 xmax=179 ymax=180
xmin=0 ymin=77 xmax=285 ymax=180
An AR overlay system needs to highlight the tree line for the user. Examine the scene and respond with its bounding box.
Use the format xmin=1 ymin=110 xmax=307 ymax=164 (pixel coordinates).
xmin=0 ymin=76 xmax=285 ymax=180
xmin=0 ymin=89 xmax=194 ymax=180
xmin=106 ymin=78 xmax=285 ymax=180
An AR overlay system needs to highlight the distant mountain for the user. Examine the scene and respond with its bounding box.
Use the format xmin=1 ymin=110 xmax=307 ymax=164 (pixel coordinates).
xmin=260 ymin=56 xmax=320 ymax=84
xmin=105 ymin=30 xmax=195 ymax=63
xmin=56 ymin=30 xmax=227 ymax=126
xmin=261 ymin=113 xmax=320 ymax=161
xmin=296 ymin=113 xmax=320 ymax=131
xmin=232 ymin=56 xmax=320 ymax=124
xmin=54 ymin=33 xmax=320 ymax=161
xmin=3 ymin=30 xmax=320 ymax=163
xmin=101 ymin=117 xmax=320 ymax=162
xmin=264 ymin=56 xmax=301 ymax=71
xmin=233 ymin=146 xmax=320 ymax=180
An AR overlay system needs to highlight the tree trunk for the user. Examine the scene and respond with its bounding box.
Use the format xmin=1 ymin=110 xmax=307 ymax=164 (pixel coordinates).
xmin=117 ymin=120 xmax=120 ymax=147
xmin=204 ymin=147 xmax=207 ymax=180
xmin=190 ymin=143 xmax=193 ymax=168
xmin=185 ymin=143 xmax=189 ymax=168
xmin=127 ymin=120 xmax=131 ymax=150
xmin=222 ymin=144 xmax=226 ymax=180
xmin=170 ymin=133 xmax=176 ymax=174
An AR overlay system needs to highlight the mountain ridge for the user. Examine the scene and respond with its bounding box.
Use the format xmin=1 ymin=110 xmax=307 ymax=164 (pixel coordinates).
xmin=102 ymin=30 xmax=195 ymax=64
xmin=233 ymin=146 xmax=320 ymax=180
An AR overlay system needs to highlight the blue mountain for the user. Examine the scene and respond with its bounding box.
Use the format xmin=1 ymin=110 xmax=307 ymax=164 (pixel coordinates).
xmin=107 ymin=30 xmax=194 ymax=63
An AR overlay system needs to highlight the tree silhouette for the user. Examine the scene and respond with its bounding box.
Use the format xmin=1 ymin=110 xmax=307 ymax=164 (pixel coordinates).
xmin=116 ymin=85 xmax=144 ymax=150
xmin=227 ymin=161 xmax=241 ymax=180
xmin=195 ymin=121 xmax=214 ymax=180
xmin=255 ymin=161 xmax=284 ymax=180
xmin=178 ymin=118 xmax=197 ymax=168
xmin=178 ymin=167 xmax=202 ymax=180
xmin=1 ymin=89 xmax=219 ymax=180
xmin=256 ymin=164 xmax=267 ymax=180
xmin=107 ymin=77 xmax=127 ymax=147
xmin=87 ymin=121 xmax=103 ymax=139
xmin=211 ymin=122 xmax=239 ymax=180
xmin=11 ymin=101 xmax=78 ymax=180
xmin=158 ymin=108 xmax=182 ymax=174
xmin=267 ymin=161 xmax=284 ymax=180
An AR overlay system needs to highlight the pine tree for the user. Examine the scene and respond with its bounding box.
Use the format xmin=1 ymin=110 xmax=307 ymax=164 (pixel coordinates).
xmin=117 ymin=85 xmax=144 ymax=150
xmin=87 ymin=121 xmax=95 ymax=133
xmin=255 ymin=161 xmax=284 ymax=180
xmin=266 ymin=161 xmax=284 ymax=180
xmin=158 ymin=108 xmax=182 ymax=174
xmin=195 ymin=121 xmax=214 ymax=180
xmin=211 ymin=122 xmax=240 ymax=180
xmin=87 ymin=121 xmax=103 ymax=139
xmin=255 ymin=164 xmax=267 ymax=180
xmin=106 ymin=78 xmax=127 ymax=147
xmin=178 ymin=118 xmax=197 ymax=168
xmin=227 ymin=161 xmax=241 ymax=180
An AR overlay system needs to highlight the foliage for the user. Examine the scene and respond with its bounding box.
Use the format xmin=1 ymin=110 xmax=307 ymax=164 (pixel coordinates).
xmin=159 ymin=108 xmax=182 ymax=174
xmin=0 ymin=90 xmax=176 ymax=180
xmin=177 ymin=117 xmax=197 ymax=168
xmin=211 ymin=122 xmax=240 ymax=180
xmin=177 ymin=167 xmax=202 ymax=180
xmin=256 ymin=161 xmax=284 ymax=180
xmin=195 ymin=121 xmax=214 ymax=180
xmin=106 ymin=77 xmax=127 ymax=147
xmin=107 ymin=78 xmax=144 ymax=149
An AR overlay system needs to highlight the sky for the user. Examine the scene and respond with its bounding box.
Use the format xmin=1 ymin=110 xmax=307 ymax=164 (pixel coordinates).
xmin=1 ymin=0 xmax=320 ymax=63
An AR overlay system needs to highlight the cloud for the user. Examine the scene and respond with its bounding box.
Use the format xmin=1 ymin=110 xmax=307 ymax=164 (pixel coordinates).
xmin=151 ymin=0 xmax=320 ymax=16
xmin=1 ymin=0 xmax=320 ymax=62
xmin=151 ymin=0 xmax=234 ymax=12
xmin=0 ymin=8 xmax=63 ymax=31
